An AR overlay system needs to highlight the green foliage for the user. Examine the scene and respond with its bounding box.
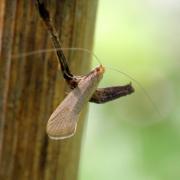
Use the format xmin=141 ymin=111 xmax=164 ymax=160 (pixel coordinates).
xmin=79 ymin=0 xmax=180 ymax=180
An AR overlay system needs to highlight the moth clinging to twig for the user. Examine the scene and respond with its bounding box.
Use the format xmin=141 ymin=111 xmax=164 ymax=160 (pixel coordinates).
xmin=36 ymin=0 xmax=134 ymax=140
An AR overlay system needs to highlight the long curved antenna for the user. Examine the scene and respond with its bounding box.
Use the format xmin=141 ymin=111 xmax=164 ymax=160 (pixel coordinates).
xmin=12 ymin=47 xmax=102 ymax=65
xmin=36 ymin=0 xmax=73 ymax=80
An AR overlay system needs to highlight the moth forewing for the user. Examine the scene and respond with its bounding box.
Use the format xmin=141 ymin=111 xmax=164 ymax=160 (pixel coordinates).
xmin=47 ymin=65 xmax=105 ymax=140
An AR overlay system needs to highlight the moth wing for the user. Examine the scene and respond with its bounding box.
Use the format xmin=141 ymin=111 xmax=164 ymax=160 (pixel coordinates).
xmin=46 ymin=98 xmax=79 ymax=140
xmin=47 ymin=65 xmax=105 ymax=140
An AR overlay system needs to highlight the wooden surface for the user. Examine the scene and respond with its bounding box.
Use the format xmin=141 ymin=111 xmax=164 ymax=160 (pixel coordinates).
xmin=0 ymin=0 xmax=98 ymax=179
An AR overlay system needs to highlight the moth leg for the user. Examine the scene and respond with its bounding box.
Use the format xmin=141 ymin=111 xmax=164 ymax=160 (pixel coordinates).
xmin=36 ymin=0 xmax=73 ymax=81
xmin=90 ymin=83 xmax=134 ymax=104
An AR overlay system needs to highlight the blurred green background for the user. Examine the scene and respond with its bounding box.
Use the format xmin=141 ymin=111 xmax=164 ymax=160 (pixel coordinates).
xmin=79 ymin=0 xmax=180 ymax=180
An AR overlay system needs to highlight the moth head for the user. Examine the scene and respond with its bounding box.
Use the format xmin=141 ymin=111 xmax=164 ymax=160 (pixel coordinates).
xmin=95 ymin=64 xmax=105 ymax=75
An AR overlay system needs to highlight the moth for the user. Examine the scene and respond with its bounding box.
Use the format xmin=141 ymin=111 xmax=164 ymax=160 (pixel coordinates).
xmin=36 ymin=1 xmax=134 ymax=140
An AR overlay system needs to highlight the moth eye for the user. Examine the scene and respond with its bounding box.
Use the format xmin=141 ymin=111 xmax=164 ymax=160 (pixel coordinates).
xmin=96 ymin=65 xmax=105 ymax=74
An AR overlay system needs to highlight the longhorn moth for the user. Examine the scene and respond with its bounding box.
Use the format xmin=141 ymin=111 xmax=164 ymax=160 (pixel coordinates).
xmin=36 ymin=1 xmax=134 ymax=139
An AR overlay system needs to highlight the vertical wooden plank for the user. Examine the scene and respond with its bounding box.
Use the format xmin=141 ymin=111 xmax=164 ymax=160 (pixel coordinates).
xmin=0 ymin=0 xmax=98 ymax=179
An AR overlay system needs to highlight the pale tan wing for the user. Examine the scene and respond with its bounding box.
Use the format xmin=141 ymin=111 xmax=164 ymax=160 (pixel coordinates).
xmin=46 ymin=92 xmax=80 ymax=140
xmin=46 ymin=65 xmax=105 ymax=140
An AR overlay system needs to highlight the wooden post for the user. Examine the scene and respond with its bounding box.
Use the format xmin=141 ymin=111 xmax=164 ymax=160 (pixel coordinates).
xmin=0 ymin=0 xmax=98 ymax=179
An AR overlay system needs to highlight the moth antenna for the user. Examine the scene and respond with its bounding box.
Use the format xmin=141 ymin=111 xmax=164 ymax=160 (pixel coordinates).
xmin=12 ymin=48 xmax=160 ymax=117
xmin=11 ymin=47 xmax=102 ymax=65
xmin=106 ymin=66 xmax=162 ymax=118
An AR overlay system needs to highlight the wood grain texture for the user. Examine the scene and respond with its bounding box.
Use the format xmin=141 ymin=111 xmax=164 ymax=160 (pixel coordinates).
xmin=0 ymin=0 xmax=98 ymax=180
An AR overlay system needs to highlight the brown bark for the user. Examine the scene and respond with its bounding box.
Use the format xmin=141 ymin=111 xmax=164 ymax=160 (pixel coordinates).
xmin=0 ymin=0 xmax=98 ymax=180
